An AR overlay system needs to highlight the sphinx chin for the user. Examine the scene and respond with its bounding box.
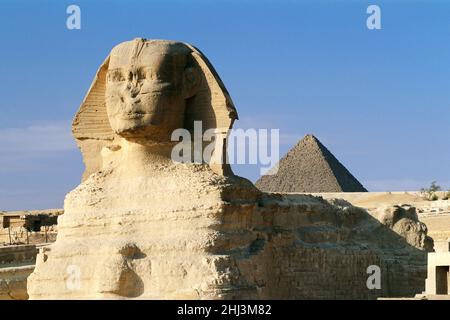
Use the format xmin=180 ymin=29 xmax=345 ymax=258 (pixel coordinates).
xmin=115 ymin=123 xmax=146 ymax=136
xmin=116 ymin=125 xmax=173 ymax=144
xmin=113 ymin=117 xmax=151 ymax=134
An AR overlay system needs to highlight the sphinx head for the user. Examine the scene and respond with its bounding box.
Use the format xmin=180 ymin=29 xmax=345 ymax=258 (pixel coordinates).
xmin=105 ymin=39 xmax=200 ymax=142
xmin=72 ymin=38 xmax=237 ymax=179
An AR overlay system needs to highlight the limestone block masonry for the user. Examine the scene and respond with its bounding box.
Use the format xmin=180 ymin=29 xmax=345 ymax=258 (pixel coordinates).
xmin=0 ymin=245 xmax=38 ymax=299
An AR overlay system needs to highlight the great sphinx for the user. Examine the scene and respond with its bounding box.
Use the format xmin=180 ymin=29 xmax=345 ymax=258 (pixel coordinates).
xmin=28 ymin=39 xmax=431 ymax=299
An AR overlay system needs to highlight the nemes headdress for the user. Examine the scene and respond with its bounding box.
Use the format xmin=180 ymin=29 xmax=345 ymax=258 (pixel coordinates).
xmin=72 ymin=39 xmax=237 ymax=180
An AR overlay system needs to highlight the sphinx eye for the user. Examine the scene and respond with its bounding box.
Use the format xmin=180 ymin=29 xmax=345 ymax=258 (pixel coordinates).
xmin=136 ymin=68 xmax=147 ymax=81
xmin=108 ymin=70 xmax=125 ymax=82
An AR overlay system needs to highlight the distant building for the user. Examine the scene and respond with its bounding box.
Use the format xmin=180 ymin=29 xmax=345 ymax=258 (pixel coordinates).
xmin=0 ymin=209 xmax=62 ymax=245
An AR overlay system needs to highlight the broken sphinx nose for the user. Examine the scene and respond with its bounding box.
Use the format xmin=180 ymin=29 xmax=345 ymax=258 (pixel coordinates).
xmin=129 ymin=85 xmax=140 ymax=98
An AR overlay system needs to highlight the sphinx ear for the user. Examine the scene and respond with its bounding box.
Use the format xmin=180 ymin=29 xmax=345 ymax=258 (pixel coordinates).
xmin=182 ymin=65 xmax=201 ymax=99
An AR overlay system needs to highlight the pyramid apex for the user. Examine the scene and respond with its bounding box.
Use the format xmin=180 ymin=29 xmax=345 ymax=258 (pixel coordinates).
xmin=298 ymin=134 xmax=322 ymax=147
xmin=303 ymin=133 xmax=322 ymax=141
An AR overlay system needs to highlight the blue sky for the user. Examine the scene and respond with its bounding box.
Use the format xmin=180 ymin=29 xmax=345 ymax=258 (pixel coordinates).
xmin=0 ymin=0 xmax=449 ymax=210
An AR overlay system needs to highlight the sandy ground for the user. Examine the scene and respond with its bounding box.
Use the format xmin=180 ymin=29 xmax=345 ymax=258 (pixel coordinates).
xmin=419 ymin=214 xmax=450 ymax=241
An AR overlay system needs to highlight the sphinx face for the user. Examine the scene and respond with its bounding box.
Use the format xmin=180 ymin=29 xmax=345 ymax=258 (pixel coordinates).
xmin=105 ymin=40 xmax=192 ymax=142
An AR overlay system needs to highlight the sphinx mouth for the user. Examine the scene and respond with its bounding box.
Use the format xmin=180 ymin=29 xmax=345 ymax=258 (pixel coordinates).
xmin=121 ymin=112 xmax=147 ymax=120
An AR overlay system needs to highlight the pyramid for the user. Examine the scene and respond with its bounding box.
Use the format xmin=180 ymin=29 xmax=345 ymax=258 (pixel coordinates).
xmin=255 ymin=134 xmax=367 ymax=193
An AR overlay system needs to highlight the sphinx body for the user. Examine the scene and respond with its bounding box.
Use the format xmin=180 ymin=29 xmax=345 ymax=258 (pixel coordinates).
xmin=28 ymin=39 xmax=260 ymax=299
xmin=28 ymin=144 xmax=261 ymax=299
xmin=28 ymin=39 xmax=430 ymax=299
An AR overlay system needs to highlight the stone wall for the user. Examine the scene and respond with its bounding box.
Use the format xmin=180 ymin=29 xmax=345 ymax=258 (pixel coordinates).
xmin=0 ymin=244 xmax=38 ymax=300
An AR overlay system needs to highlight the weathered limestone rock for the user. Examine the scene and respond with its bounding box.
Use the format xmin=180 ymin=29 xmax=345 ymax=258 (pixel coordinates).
xmin=374 ymin=205 xmax=433 ymax=251
xmin=71 ymin=39 xmax=236 ymax=180
xmin=28 ymin=39 xmax=429 ymax=299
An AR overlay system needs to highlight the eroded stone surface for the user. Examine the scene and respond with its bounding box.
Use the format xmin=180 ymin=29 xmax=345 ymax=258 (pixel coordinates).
xmin=374 ymin=204 xmax=433 ymax=251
